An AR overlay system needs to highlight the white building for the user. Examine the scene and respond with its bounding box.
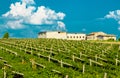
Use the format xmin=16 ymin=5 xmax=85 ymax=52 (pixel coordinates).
xmin=87 ymin=32 xmax=116 ymax=40
xmin=38 ymin=31 xmax=86 ymax=40
xmin=38 ymin=31 xmax=67 ymax=39
xmin=38 ymin=31 xmax=116 ymax=41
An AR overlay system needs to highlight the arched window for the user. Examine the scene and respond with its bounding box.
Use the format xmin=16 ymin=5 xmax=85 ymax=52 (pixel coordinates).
xmin=76 ymin=36 xmax=78 ymax=38
xmin=67 ymin=36 xmax=69 ymax=38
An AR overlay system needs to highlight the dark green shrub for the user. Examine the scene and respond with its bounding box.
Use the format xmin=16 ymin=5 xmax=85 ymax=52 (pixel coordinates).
xmin=3 ymin=32 xmax=9 ymax=39
xmin=107 ymin=38 xmax=115 ymax=41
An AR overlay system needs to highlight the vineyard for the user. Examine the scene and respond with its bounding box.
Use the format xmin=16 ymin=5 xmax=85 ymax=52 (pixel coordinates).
xmin=0 ymin=39 xmax=120 ymax=78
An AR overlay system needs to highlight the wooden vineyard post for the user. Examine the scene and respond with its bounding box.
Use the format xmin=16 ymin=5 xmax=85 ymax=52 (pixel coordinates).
xmin=65 ymin=75 xmax=68 ymax=78
xmin=50 ymin=51 xmax=52 ymax=56
xmin=80 ymin=52 xmax=82 ymax=58
xmin=31 ymin=50 xmax=33 ymax=55
xmin=31 ymin=47 xmax=32 ymax=51
xmin=20 ymin=47 xmax=21 ymax=52
xmin=10 ymin=45 xmax=12 ymax=48
xmin=89 ymin=59 xmax=92 ymax=66
xmin=119 ymin=45 xmax=120 ymax=50
xmin=48 ymin=55 xmax=50 ymax=62
xmin=31 ymin=47 xmax=33 ymax=55
xmin=4 ymin=68 xmax=6 ymax=78
xmin=30 ymin=59 xmax=36 ymax=70
xmin=115 ymin=58 xmax=120 ymax=66
xmin=116 ymin=58 xmax=118 ymax=66
xmin=22 ymin=59 xmax=25 ymax=64
xmin=72 ymin=55 xmax=75 ymax=62
xmin=102 ymin=50 xmax=104 ymax=56
xmin=5 ymin=48 xmax=7 ymax=52
xmin=104 ymin=73 xmax=107 ymax=78
xmin=116 ymin=54 xmax=118 ymax=58
xmin=58 ymin=49 xmax=60 ymax=53
xmin=90 ymin=49 xmax=91 ymax=52
xmin=60 ymin=60 xmax=63 ymax=67
xmin=2 ymin=66 xmax=6 ymax=78
xmin=95 ymin=55 xmax=97 ymax=61
xmin=83 ymin=64 xmax=85 ymax=74
xmin=25 ymin=49 xmax=27 ymax=53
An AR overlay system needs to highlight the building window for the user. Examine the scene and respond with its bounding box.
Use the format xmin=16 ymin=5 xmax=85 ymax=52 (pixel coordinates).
xmin=76 ymin=36 xmax=78 ymax=38
xmin=67 ymin=36 xmax=69 ymax=38
xmin=73 ymin=36 xmax=75 ymax=38
xmin=70 ymin=36 xmax=72 ymax=38
xmin=83 ymin=36 xmax=84 ymax=38
xmin=80 ymin=36 xmax=81 ymax=38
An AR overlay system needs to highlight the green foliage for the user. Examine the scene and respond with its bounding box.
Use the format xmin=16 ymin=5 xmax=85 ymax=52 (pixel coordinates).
xmin=107 ymin=38 xmax=115 ymax=41
xmin=118 ymin=38 xmax=120 ymax=41
xmin=2 ymin=32 xmax=9 ymax=39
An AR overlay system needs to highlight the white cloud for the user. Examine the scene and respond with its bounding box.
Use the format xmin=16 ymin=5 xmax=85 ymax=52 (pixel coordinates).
xmin=57 ymin=21 xmax=65 ymax=29
xmin=105 ymin=10 xmax=120 ymax=31
xmin=2 ymin=0 xmax=66 ymax=30
xmin=3 ymin=2 xmax=35 ymax=17
xmin=22 ymin=0 xmax=35 ymax=5
xmin=118 ymin=27 xmax=120 ymax=31
xmin=118 ymin=21 xmax=120 ymax=24
xmin=57 ymin=12 xmax=66 ymax=20
xmin=6 ymin=20 xmax=24 ymax=29
xmin=29 ymin=6 xmax=65 ymax=25
xmin=105 ymin=11 xmax=116 ymax=19
xmin=105 ymin=10 xmax=120 ymax=21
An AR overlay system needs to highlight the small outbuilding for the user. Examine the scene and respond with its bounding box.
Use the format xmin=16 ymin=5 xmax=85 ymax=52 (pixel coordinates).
xmin=87 ymin=32 xmax=116 ymax=40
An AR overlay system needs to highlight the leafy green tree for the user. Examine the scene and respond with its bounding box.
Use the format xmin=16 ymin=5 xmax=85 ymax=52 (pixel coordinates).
xmin=118 ymin=38 xmax=120 ymax=41
xmin=3 ymin=32 xmax=9 ymax=39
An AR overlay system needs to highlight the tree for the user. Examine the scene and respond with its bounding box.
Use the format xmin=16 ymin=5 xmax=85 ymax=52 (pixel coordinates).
xmin=118 ymin=38 xmax=120 ymax=41
xmin=3 ymin=32 xmax=9 ymax=39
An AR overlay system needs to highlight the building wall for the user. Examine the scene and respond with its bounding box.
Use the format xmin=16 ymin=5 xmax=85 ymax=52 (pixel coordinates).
xmin=96 ymin=36 xmax=104 ymax=40
xmin=38 ymin=31 xmax=86 ymax=40
xmin=38 ymin=32 xmax=46 ymax=38
xmin=92 ymin=32 xmax=106 ymax=40
xmin=67 ymin=33 xmax=86 ymax=40
xmin=87 ymin=32 xmax=116 ymax=40
xmin=87 ymin=32 xmax=106 ymax=40
xmin=87 ymin=35 xmax=116 ymax=40
xmin=87 ymin=35 xmax=95 ymax=40
xmin=46 ymin=31 xmax=67 ymax=39
xmin=103 ymin=36 xmax=116 ymax=40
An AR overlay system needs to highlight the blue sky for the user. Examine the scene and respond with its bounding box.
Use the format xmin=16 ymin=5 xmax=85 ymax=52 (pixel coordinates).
xmin=0 ymin=0 xmax=120 ymax=38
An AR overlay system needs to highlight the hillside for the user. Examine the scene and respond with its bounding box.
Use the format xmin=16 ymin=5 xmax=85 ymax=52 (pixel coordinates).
xmin=0 ymin=39 xmax=120 ymax=78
